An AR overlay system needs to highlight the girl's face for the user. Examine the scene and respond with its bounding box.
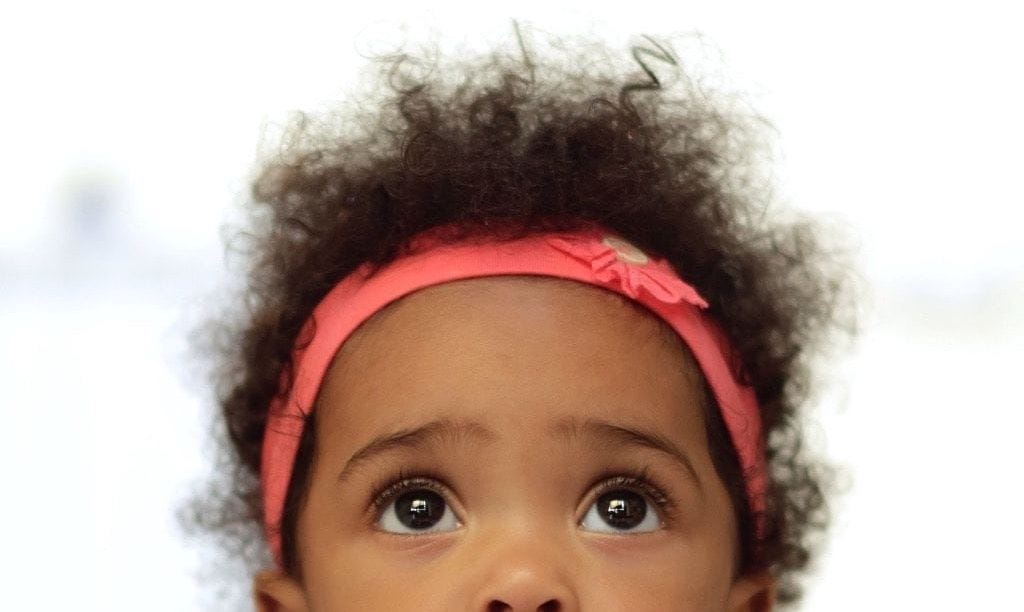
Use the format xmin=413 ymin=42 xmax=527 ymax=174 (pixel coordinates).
xmin=256 ymin=277 xmax=774 ymax=611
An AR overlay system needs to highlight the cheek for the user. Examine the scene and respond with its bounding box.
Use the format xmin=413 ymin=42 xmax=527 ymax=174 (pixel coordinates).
xmin=580 ymin=536 xmax=733 ymax=609
xmin=301 ymin=539 xmax=466 ymax=609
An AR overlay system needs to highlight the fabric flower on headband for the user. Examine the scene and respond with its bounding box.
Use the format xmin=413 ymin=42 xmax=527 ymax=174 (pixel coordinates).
xmin=544 ymin=233 xmax=709 ymax=309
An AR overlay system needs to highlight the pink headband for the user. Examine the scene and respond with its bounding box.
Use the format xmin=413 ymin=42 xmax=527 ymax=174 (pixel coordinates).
xmin=261 ymin=222 xmax=766 ymax=566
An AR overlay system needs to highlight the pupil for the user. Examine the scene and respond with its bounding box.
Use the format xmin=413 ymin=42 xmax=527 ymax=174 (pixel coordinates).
xmin=396 ymin=489 xmax=446 ymax=529
xmin=598 ymin=489 xmax=646 ymax=529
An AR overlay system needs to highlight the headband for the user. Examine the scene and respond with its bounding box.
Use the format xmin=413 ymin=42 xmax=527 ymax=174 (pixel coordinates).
xmin=261 ymin=222 xmax=766 ymax=566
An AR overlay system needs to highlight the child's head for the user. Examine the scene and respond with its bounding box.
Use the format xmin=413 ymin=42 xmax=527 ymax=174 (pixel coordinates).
xmin=187 ymin=31 xmax=852 ymax=611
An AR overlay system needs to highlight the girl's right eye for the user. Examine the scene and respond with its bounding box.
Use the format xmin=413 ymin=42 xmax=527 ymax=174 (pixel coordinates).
xmin=372 ymin=478 xmax=462 ymax=535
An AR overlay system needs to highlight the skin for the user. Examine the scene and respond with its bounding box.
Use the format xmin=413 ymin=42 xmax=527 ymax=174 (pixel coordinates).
xmin=256 ymin=276 xmax=775 ymax=611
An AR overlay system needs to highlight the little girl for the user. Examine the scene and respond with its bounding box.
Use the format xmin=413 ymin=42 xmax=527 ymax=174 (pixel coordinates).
xmin=186 ymin=29 xmax=851 ymax=611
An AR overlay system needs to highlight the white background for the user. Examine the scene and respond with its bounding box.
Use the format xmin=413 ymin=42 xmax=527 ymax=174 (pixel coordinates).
xmin=1 ymin=1 xmax=1021 ymax=609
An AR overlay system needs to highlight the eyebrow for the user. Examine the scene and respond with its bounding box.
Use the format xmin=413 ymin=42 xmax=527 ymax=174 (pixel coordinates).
xmin=551 ymin=416 xmax=703 ymax=490
xmin=337 ymin=418 xmax=497 ymax=484
xmin=336 ymin=414 xmax=702 ymax=491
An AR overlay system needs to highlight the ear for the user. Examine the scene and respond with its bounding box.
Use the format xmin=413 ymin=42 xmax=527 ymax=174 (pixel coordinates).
xmin=253 ymin=569 xmax=309 ymax=612
xmin=725 ymin=571 xmax=777 ymax=612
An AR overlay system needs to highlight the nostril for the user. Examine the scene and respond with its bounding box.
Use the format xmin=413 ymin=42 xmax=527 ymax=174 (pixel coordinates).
xmin=487 ymin=599 xmax=561 ymax=611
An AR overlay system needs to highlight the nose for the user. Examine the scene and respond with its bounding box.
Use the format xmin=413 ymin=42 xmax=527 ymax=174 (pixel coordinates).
xmin=482 ymin=567 xmax=572 ymax=611
xmin=471 ymin=529 xmax=580 ymax=612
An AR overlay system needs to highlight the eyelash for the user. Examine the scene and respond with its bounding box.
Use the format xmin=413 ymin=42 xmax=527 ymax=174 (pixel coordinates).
xmin=368 ymin=467 xmax=450 ymax=516
xmin=588 ymin=465 xmax=679 ymax=524
xmin=367 ymin=465 xmax=679 ymax=526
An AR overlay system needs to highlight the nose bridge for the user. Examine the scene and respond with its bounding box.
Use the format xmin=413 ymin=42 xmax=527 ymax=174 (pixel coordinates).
xmin=470 ymin=520 xmax=581 ymax=612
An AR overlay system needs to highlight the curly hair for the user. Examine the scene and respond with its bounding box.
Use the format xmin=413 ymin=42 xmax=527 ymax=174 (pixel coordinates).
xmin=180 ymin=27 xmax=855 ymax=609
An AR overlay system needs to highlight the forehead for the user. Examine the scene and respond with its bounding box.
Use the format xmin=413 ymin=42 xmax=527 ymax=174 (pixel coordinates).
xmin=317 ymin=275 xmax=708 ymax=446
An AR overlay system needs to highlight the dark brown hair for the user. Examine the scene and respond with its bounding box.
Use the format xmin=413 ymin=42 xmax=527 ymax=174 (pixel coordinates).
xmin=181 ymin=27 xmax=855 ymax=608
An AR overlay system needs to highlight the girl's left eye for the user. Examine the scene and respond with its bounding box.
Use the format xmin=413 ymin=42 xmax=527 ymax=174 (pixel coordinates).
xmin=578 ymin=477 xmax=669 ymax=534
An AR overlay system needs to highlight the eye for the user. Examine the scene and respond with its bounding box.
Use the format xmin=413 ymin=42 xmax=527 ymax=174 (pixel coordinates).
xmin=372 ymin=477 xmax=461 ymax=535
xmin=579 ymin=474 xmax=672 ymax=534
